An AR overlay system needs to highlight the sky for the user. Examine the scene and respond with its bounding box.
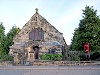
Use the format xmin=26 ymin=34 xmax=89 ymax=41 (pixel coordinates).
xmin=0 ymin=0 xmax=100 ymax=45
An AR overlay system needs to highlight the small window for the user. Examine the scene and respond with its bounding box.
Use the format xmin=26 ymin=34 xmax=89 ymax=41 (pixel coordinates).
xmin=34 ymin=17 xmax=37 ymax=21
xmin=36 ymin=17 xmax=37 ymax=21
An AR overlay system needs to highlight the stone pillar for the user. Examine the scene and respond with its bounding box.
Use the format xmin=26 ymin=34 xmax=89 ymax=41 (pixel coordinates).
xmin=26 ymin=47 xmax=31 ymax=60
xmin=29 ymin=53 xmax=35 ymax=62
xmin=13 ymin=52 xmax=18 ymax=65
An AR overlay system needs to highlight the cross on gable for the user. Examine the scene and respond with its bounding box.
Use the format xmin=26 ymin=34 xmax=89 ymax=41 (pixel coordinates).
xmin=35 ymin=8 xmax=38 ymax=13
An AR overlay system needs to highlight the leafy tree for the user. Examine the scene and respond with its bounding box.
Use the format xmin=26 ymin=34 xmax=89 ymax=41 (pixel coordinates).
xmin=71 ymin=6 xmax=100 ymax=52
xmin=70 ymin=28 xmax=79 ymax=51
xmin=0 ymin=23 xmax=20 ymax=60
xmin=5 ymin=25 xmax=21 ymax=54
xmin=0 ymin=22 xmax=5 ymax=54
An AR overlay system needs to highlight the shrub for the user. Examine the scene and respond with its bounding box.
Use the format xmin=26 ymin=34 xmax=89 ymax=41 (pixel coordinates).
xmin=91 ymin=52 xmax=100 ymax=61
xmin=0 ymin=54 xmax=13 ymax=61
xmin=40 ymin=54 xmax=62 ymax=61
xmin=79 ymin=55 xmax=86 ymax=61
xmin=72 ymin=55 xmax=80 ymax=61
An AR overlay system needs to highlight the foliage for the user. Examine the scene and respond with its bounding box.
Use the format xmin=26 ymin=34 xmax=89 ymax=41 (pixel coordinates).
xmin=0 ymin=54 xmax=13 ymax=61
xmin=71 ymin=6 xmax=100 ymax=52
xmin=70 ymin=28 xmax=79 ymax=51
xmin=0 ymin=23 xmax=20 ymax=55
xmin=40 ymin=54 xmax=62 ymax=61
xmin=91 ymin=52 xmax=100 ymax=60
xmin=4 ymin=25 xmax=21 ymax=54
xmin=72 ymin=55 xmax=80 ymax=61
xmin=0 ymin=23 xmax=5 ymax=54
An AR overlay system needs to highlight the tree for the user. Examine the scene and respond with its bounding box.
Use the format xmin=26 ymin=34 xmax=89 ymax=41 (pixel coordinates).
xmin=4 ymin=25 xmax=21 ymax=54
xmin=0 ymin=22 xmax=5 ymax=54
xmin=70 ymin=28 xmax=79 ymax=51
xmin=71 ymin=6 xmax=100 ymax=52
xmin=0 ymin=24 xmax=20 ymax=60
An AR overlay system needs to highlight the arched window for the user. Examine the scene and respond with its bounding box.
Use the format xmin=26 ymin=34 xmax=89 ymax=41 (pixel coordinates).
xmin=34 ymin=17 xmax=37 ymax=21
xmin=29 ymin=28 xmax=44 ymax=41
xmin=35 ymin=17 xmax=37 ymax=21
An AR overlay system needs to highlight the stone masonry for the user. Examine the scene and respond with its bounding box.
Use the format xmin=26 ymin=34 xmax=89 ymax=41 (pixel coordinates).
xmin=9 ymin=8 xmax=68 ymax=65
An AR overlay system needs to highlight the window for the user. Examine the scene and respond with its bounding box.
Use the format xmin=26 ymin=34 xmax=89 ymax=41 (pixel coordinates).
xmin=34 ymin=17 xmax=37 ymax=21
xmin=29 ymin=28 xmax=44 ymax=41
xmin=35 ymin=17 xmax=37 ymax=21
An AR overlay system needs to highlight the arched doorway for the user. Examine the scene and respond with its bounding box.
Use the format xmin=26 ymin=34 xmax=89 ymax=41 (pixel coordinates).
xmin=33 ymin=46 xmax=39 ymax=59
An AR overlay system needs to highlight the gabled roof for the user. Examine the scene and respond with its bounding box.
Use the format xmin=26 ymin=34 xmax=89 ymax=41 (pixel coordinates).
xmin=22 ymin=8 xmax=62 ymax=34
xmin=13 ymin=8 xmax=63 ymax=43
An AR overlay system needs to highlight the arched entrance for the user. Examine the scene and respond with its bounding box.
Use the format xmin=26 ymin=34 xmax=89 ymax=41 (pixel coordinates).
xmin=33 ymin=46 xmax=39 ymax=59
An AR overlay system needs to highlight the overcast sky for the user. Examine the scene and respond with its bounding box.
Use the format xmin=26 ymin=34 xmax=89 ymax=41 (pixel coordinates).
xmin=0 ymin=0 xmax=100 ymax=45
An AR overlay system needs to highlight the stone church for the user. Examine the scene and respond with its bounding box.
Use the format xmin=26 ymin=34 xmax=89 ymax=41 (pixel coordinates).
xmin=9 ymin=8 xmax=68 ymax=64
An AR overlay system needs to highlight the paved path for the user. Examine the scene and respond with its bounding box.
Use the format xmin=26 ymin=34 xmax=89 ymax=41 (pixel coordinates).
xmin=0 ymin=65 xmax=100 ymax=75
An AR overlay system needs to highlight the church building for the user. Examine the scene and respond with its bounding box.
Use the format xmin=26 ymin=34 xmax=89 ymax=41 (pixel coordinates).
xmin=9 ymin=8 xmax=68 ymax=64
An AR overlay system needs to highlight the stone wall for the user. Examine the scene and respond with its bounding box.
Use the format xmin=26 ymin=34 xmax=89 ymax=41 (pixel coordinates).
xmin=0 ymin=61 xmax=12 ymax=66
xmin=0 ymin=60 xmax=100 ymax=66
xmin=32 ymin=60 xmax=100 ymax=66
xmin=9 ymin=9 xmax=68 ymax=62
xmin=13 ymin=12 xmax=64 ymax=45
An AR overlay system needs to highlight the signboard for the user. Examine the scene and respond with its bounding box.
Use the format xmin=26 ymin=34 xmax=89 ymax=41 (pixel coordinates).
xmin=84 ymin=42 xmax=90 ymax=52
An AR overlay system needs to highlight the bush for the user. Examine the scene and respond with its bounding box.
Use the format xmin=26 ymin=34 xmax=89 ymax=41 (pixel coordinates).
xmin=72 ymin=55 xmax=80 ymax=61
xmin=40 ymin=54 xmax=62 ymax=61
xmin=79 ymin=55 xmax=86 ymax=61
xmin=0 ymin=54 xmax=13 ymax=61
xmin=91 ymin=52 xmax=100 ymax=61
